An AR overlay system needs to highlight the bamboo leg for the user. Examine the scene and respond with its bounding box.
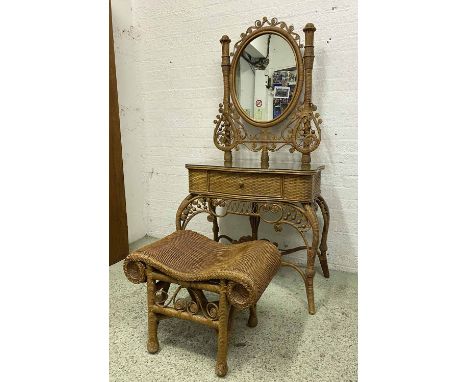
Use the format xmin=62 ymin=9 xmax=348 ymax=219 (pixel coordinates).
xmin=304 ymin=204 xmax=320 ymax=315
xmin=305 ymin=248 xmax=316 ymax=315
xmin=228 ymin=306 xmax=235 ymax=333
xmin=146 ymin=270 xmax=160 ymax=353
xmin=315 ymin=195 xmax=330 ymax=278
xmin=215 ymin=281 xmax=229 ymax=377
xmin=249 ymin=203 xmax=260 ymax=240
xmin=213 ymin=214 xmax=220 ymax=242
xmin=247 ymin=304 xmax=258 ymax=328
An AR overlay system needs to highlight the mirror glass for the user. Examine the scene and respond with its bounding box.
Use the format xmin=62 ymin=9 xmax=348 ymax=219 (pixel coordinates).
xmin=235 ymin=33 xmax=298 ymax=122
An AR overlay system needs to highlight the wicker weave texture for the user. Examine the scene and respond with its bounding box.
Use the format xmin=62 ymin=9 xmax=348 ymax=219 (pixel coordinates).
xmin=188 ymin=168 xmax=320 ymax=203
xmin=124 ymin=230 xmax=281 ymax=309
xmin=282 ymin=175 xmax=312 ymax=200
xmin=209 ymin=171 xmax=281 ymax=197
xmin=188 ymin=170 xmax=208 ymax=192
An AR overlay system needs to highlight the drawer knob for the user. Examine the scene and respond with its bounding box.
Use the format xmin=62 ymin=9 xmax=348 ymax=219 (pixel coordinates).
xmin=239 ymin=182 xmax=245 ymax=189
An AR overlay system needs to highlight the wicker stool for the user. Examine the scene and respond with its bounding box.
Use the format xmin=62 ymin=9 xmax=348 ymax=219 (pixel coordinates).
xmin=123 ymin=230 xmax=281 ymax=377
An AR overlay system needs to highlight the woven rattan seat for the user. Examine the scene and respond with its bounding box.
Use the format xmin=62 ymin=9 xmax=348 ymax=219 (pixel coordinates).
xmin=123 ymin=230 xmax=282 ymax=377
xmin=124 ymin=230 xmax=281 ymax=308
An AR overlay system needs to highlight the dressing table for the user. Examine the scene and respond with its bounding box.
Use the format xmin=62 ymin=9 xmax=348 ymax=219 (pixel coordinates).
xmin=175 ymin=17 xmax=330 ymax=315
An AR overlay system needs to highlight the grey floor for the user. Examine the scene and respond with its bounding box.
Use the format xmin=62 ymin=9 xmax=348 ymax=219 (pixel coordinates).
xmin=110 ymin=236 xmax=358 ymax=381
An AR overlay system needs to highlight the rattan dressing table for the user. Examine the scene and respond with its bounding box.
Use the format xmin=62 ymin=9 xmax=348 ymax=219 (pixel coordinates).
xmin=176 ymin=160 xmax=329 ymax=314
xmin=176 ymin=17 xmax=330 ymax=315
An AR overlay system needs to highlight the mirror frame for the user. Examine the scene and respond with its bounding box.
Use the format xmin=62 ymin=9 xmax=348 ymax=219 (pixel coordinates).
xmin=229 ymin=27 xmax=304 ymax=128
xmin=213 ymin=18 xmax=322 ymax=166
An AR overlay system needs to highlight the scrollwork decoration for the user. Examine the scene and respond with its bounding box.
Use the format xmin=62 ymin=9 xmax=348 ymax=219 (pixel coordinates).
xmin=213 ymin=103 xmax=246 ymax=152
xmin=205 ymin=302 xmax=219 ymax=320
xmin=174 ymin=298 xmax=200 ymax=315
xmin=157 ymin=286 xmax=220 ymax=321
xmin=179 ymin=196 xmax=312 ymax=247
xmin=283 ymin=104 xmax=323 ymax=154
xmin=179 ymin=197 xmax=212 ymax=229
xmin=231 ymin=17 xmax=303 ymax=56
xmin=258 ymin=203 xmax=311 ymax=233
xmin=155 ymin=289 xmax=169 ymax=304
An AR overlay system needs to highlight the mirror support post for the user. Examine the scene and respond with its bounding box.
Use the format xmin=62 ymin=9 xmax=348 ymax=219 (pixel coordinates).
xmin=220 ymin=35 xmax=233 ymax=163
xmin=302 ymin=23 xmax=316 ymax=164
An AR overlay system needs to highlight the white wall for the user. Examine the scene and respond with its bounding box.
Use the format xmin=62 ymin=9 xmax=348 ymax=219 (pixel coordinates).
xmin=111 ymin=0 xmax=147 ymax=243
xmin=112 ymin=0 xmax=358 ymax=272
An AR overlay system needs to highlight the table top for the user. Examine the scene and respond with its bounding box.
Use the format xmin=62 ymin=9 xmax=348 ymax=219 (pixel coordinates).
xmin=186 ymin=160 xmax=324 ymax=175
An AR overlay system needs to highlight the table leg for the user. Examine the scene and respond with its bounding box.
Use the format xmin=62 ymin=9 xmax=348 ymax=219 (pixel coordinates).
xmin=315 ymin=195 xmax=330 ymax=278
xmin=304 ymin=203 xmax=320 ymax=315
xmin=249 ymin=202 xmax=260 ymax=240
xmin=209 ymin=199 xmax=220 ymax=241
xmin=212 ymin=216 xmax=220 ymax=241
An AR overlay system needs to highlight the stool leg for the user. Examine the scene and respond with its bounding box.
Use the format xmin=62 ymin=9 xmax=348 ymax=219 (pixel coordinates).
xmin=247 ymin=304 xmax=258 ymax=328
xmin=228 ymin=306 xmax=235 ymax=333
xmin=216 ymin=281 xmax=229 ymax=377
xmin=146 ymin=275 xmax=160 ymax=353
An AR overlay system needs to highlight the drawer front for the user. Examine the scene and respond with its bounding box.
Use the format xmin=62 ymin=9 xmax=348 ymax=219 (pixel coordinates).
xmin=283 ymin=175 xmax=312 ymax=200
xmin=282 ymin=173 xmax=319 ymax=201
xmin=188 ymin=169 xmax=208 ymax=192
xmin=209 ymin=171 xmax=281 ymax=197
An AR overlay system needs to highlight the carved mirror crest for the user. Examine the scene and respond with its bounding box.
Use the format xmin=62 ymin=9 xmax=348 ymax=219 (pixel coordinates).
xmin=213 ymin=17 xmax=323 ymax=165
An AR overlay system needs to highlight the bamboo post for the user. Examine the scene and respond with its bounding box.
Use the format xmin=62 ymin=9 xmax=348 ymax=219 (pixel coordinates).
xmin=216 ymin=280 xmax=229 ymax=376
xmin=302 ymin=23 xmax=316 ymax=164
xmin=146 ymin=267 xmax=160 ymax=353
xmin=220 ymin=35 xmax=232 ymax=163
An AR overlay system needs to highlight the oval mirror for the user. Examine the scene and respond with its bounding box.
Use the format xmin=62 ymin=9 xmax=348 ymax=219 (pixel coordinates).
xmin=232 ymin=32 xmax=301 ymax=126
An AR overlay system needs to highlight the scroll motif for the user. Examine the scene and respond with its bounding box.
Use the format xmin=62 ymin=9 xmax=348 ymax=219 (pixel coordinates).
xmin=213 ymin=100 xmax=323 ymax=155
xmin=178 ymin=197 xmax=212 ymax=230
xmin=283 ymin=104 xmax=323 ymax=153
xmin=155 ymin=286 xmax=220 ymax=321
xmin=220 ymin=103 xmax=323 ymax=154
xmin=231 ymin=17 xmax=303 ymax=56
xmin=213 ymin=103 xmax=246 ymax=152
xmin=257 ymin=203 xmax=311 ymax=233
xmin=180 ymin=197 xmax=311 ymax=244
xmin=208 ymin=199 xmax=311 ymax=233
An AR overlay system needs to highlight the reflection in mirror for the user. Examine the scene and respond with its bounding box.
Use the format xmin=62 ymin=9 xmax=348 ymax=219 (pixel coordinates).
xmin=235 ymin=34 xmax=297 ymax=122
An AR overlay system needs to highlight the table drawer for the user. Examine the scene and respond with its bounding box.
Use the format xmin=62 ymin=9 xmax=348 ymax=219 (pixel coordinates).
xmin=283 ymin=174 xmax=317 ymax=201
xmin=188 ymin=167 xmax=321 ymax=202
xmin=209 ymin=171 xmax=282 ymax=198
xmin=188 ymin=169 xmax=208 ymax=192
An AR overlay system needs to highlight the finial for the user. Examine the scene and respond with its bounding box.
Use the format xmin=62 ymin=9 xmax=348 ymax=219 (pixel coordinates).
xmin=220 ymin=35 xmax=231 ymax=43
xmin=303 ymin=23 xmax=316 ymax=32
